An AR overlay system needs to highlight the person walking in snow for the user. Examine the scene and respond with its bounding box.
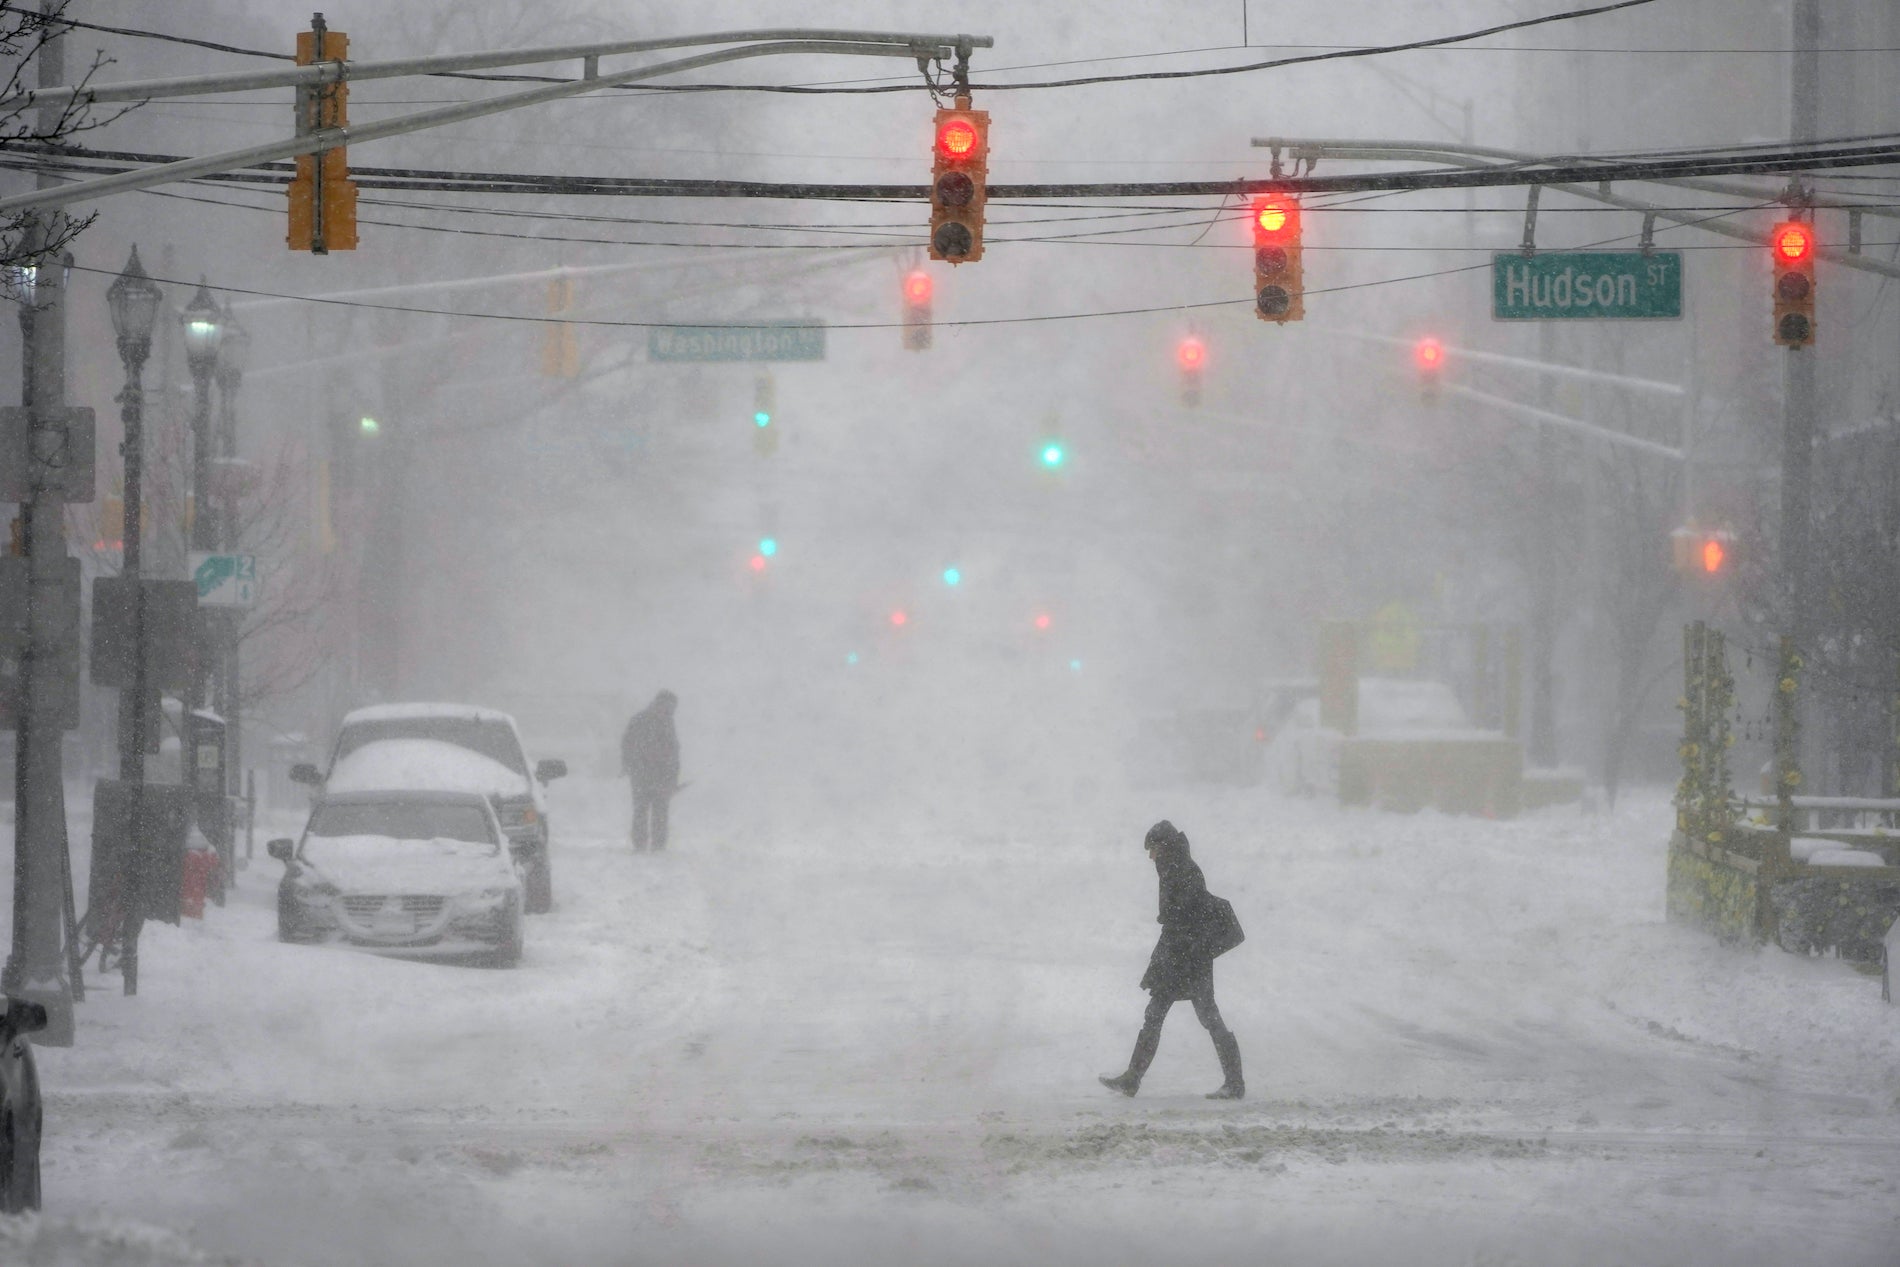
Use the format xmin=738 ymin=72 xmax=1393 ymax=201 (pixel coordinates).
xmin=1100 ymin=819 xmax=1246 ymax=1100
xmin=621 ymin=689 xmax=680 ymax=852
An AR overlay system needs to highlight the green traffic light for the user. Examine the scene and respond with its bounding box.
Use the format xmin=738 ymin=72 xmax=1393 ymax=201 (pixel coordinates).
xmin=943 ymin=567 xmax=961 ymax=587
xmin=754 ymin=411 xmax=772 ymax=428
xmin=760 ymin=537 xmax=778 ymax=557
xmin=359 ymin=416 xmax=381 ymax=436
xmin=1040 ymin=443 xmax=1065 ymax=468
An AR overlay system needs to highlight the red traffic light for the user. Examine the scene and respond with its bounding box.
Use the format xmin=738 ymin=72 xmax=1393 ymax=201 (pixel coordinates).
xmin=1701 ymin=537 xmax=1726 ymax=574
xmin=1033 ymin=613 xmax=1051 ymax=631
xmin=936 ymin=117 xmax=980 ymax=162
xmin=890 ymin=608 xmax=909 ymax=627
xmin=1771 ymin=221 xmax=1814 ymax=264
xmin=1253 ymin=198 xmax=1293 ymax=237
xmin=1413 ymin=336 xmax=1445 ymax=372
xmin=1176 ymin=335 xmax=1207 ymax=372
xmin=903 ymin=270 xmax=933 ymax=305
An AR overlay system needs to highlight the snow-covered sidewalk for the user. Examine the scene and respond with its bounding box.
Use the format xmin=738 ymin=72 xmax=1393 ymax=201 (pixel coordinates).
xmin=3 ymin=778 xmax=1897 ymax=1266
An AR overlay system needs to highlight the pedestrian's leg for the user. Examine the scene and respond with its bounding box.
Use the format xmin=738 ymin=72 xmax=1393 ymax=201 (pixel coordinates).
xmin=631 ymin=788 xmax=650 ymax=852
xmin=652 ymin=795 xmax=670 ymax=850
xmin=1193 ymin=988 xmax=1244 ymax=1099
xmin=1102 ymin=993 xmax=1171 ymax=1095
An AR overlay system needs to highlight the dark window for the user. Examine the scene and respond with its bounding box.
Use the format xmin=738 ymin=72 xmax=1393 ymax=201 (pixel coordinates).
xmin=307 ymin=800 xmax=497 ymax=846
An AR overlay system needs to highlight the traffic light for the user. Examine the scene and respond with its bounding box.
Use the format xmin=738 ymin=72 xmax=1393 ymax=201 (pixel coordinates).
xmin=902 ymin=269 xmax=933 ymax=350
xmin=942 ymin=567 xmax=961 ymax=587
xmin=929 ymin=97 xmax=989 ymax=265
xmin=1770 ymin=220 xmax=1816 ymax=348
xmin=1251 ymin=196 xmax=1303 ymax=322
xmin=1413 ymin=336 xmax=1445 ymax=400
xmin=1039 ymin=441 xmax=1066 ymax=469
xmin=753 ymin=375 xmax=777 ymax=456
xmin=287 ymin=19 xmax=357 ymax=253
xmin=1671 ymin=526 xmax=1737 ymax=576
xmin=1176 ymin=335 xmax=1207 ymax=407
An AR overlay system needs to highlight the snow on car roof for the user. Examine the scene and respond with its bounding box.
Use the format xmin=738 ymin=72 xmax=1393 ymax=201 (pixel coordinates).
xmin=325 ymin=736 xmax=527 ymax=797
xmin=341 ymin=702 xmax=519 ymax=726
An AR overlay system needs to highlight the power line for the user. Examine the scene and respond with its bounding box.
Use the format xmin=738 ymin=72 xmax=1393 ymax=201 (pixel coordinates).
xmin=59 ymin=198 xmax=1754 ymax=333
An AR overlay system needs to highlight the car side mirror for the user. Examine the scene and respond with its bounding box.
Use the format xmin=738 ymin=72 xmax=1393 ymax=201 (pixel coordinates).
xmin=289 ymin=763 xmax=323 ymax=787
xmin=3 ymin=997 xmax=48 ymax=1038
xmin=267 ymin=838 xmax=295 ymax=862
xmin=535 ymin=758 xmax=568 ymax=784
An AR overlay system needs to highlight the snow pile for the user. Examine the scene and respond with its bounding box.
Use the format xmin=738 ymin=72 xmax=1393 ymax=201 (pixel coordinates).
xmin=0 ymin=1216 xmax=251 ymax=1267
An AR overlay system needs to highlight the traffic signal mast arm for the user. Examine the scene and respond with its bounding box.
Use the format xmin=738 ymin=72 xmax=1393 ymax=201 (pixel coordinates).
xmin=1251 ymin=136 xmax=1900 ymax=285
xmin=0 ymin=30 xmax=995 ymax=217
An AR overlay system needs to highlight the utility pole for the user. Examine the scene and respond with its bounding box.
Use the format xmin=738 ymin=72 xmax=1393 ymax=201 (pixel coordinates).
xmin=1782 ymin=0 xmax=1819 ymax=763
xmin=3 ymin=0 xmax=76 ymax=1044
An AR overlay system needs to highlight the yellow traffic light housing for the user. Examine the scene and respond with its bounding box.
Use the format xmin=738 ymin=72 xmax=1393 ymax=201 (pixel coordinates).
xmin=288 ymin=19 xmax=357 ymax=253
xmin=1770 ymin=220 xmax=1816 ymax=348
xmin=1251 ymin=196 xmax=1304 ymax=323
xmin=929 ymin=98 xmax=989 ymax=265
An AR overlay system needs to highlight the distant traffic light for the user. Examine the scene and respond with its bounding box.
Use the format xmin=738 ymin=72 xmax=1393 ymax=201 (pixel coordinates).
xmin=929 ymin=98 xmax=990 ymax=265
xmin=902 ymin=269 xmax=933 ymax=350
xmin=1176 ymin=334 xmax=1207 ymax=407
xmin=1413 ymin=336 xmax=1445 ymax=399
xmin=942 ymin=567 xmax=961 ymax=587
xmin=759 ymin=537 xmax=778 ymax=557
xmin=358 ymin=416 xmax=380 ymax=436
xmin=749 ymin=554 xmax=768 ymax=573
xmin=1770 ymin=220 xmax=1816 ymax=348
xmin=1251 ymin=196 xmax=1303 ymax=322
xmin=1039 ymin=441 xmax=1066 ymax=469
xmin=753 ymin=375 xmax=777 ymax=456
xmin=1671 ymin=525 xmax=1737 ymax=576
xmin=287 ymin=18 xmax=356 ymax=253
xmin=1032 ymin=613 xmax=1051 ymax=631
xmin=890 ymin=608 xmax=909 ymax=628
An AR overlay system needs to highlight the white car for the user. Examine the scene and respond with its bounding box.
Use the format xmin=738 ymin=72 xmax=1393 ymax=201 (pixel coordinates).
xmin=293 ymin=704 xmax=567 ymax=913
xmin=269 ymin=789 xmax=525 ymax=967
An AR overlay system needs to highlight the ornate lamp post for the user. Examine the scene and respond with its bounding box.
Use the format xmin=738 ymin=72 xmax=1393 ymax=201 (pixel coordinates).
xmin=105 ymin=247 xmax=163 ymax=995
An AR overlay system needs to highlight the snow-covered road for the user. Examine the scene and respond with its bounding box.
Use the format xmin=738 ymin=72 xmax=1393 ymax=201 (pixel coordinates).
xmin=6 ymin=778 xmax=1898 ymax=1266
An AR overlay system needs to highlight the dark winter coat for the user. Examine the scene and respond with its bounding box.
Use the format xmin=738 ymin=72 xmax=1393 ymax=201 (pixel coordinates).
xmin=1139 ymin=847 xmax=1218 ymax=1001
xmin=621 ymin=696 xmax=680 ymax=792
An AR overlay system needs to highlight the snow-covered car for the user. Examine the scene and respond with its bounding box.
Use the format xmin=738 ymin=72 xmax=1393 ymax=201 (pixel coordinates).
xmin=268 ymin=789 xmax=525 ymax=967
xmin=292 ymin=704 xmax=566 ymax=913
xmin=0 ymin=994 xmax=46 ymax=1213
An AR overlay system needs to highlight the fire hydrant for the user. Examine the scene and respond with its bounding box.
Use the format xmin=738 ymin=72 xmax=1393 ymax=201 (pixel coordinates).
xmin=180 ymin=843 xmax=219 ymax=920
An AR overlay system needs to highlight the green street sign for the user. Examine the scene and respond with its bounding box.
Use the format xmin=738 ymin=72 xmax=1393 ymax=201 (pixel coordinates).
xmin=1493 ymin=251 xmax=1682 ymax=320
xmin=648 ymin=322 xmax=826 ymax=362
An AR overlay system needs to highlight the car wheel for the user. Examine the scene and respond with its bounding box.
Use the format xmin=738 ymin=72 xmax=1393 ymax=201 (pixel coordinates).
xmin=524 ymin=848 xmax=553 ymax=915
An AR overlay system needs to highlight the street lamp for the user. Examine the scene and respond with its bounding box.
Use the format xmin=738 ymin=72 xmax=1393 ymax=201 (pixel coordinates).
xmin=106 ymin=245 xmax=163 ymax=996
xmin=180 ymin=280 xmax=221 ymax=555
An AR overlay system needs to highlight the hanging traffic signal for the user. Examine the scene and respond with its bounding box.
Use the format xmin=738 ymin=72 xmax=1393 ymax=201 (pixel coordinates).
xmin=1251 ymin=196 xmax=1303 ymax=322
xmin=1770 ymin=220 xmax=1816 ymax=348
xmin=287 ymin=19 xmax=357 ymax=253
xmin=929 ymin=97 xmax=989 ymax=265
xmin=1176 ymin=335 xmax=1206 ymax=407
xmin=902 ymin=269 xmax=933 ymax=350
xmin=752 ymin=376 xmax=777 ymax=456
xmin=1039 ymin=441 xmax=1066 ymax=469
xmin=1413 ymin=336 xmax=1445 ymax=400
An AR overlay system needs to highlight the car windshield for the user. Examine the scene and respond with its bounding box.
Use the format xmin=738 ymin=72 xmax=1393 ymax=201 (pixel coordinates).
xmin=333 ymin=715 xmax=527 ymax=775
xmin=306 ymin=801 xmax=496 ymax=846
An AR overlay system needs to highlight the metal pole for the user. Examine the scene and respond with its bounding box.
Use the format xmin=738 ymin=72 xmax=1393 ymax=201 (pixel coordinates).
xmin=2 ymin=0 xmax=75 ymax=1044
xmin=1783 ymin=0 xmax=1819 ymax=768
xmin=113 ymin=255 xmax=153 ymax=996
xmin=0 ymin=38 xmax=974 ymax=216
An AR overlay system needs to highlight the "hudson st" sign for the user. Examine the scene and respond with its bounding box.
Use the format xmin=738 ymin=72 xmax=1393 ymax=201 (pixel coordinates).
xmin=1492 ymin=251 xmax=1683 ymax=321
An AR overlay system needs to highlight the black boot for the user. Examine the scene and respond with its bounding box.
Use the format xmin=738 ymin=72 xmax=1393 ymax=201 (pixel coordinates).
xmin=1098 ymin=1071 xmax=1140 ymax=1096
xmin=1206 ymin=1030 xmax=1244 ymax=1100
